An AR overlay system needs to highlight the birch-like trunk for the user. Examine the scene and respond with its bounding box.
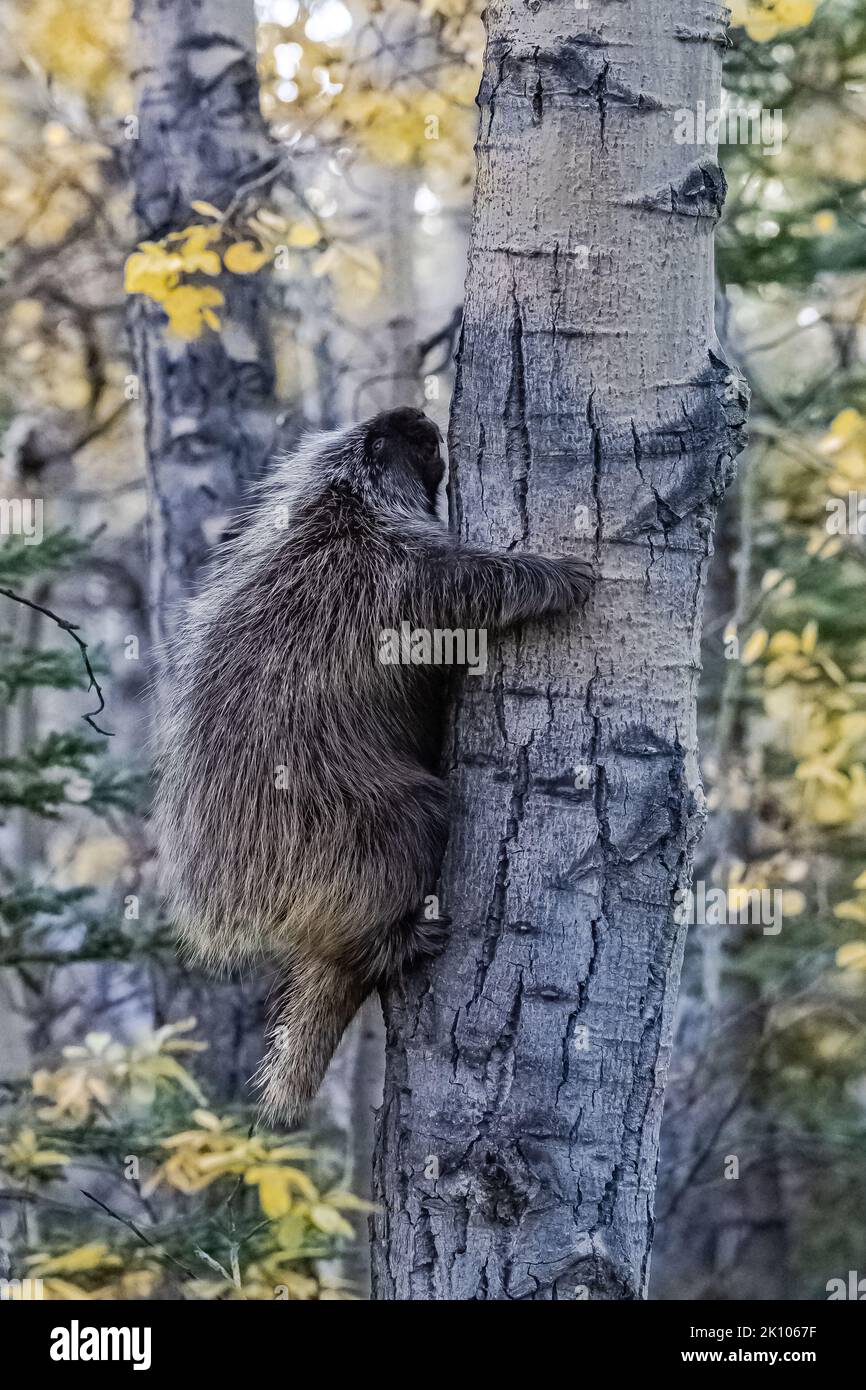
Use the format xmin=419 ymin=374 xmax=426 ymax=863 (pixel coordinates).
xmin=654 ymin=468 xmax=790 ymax=1299
xmin=372 ymin=0 xmax=748 ymax=1300
xmin=130 ymin=0 xmax=277 ymax=653
xmin=129 ymin=0 xmax=277 ymax=1094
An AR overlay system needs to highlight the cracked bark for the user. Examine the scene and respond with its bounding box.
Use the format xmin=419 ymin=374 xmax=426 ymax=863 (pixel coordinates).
xmin=372 ymin=0 xmax=747 ymax=1300
xmin=129 ymin=0 xmax=277 ymax=1094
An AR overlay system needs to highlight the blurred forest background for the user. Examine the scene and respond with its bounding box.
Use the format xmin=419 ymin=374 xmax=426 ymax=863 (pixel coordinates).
xmin=0 ymin=0 xmax=864 ymax=1300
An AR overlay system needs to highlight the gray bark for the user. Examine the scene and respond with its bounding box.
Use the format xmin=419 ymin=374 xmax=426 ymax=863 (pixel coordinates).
xmin=654 ymin=463 xmax=790 ymax=1300
xmin=129 ymin=0 xmax=277 ymax=653
xmin=129 ymin=0 xmax=277 ymax=1095
xmin=372 ymin=0 xmax=748 ymax=1300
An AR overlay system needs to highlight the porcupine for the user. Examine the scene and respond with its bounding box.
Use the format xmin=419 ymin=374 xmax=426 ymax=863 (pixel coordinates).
xmin=155 ymin=407 xmax=592 ymax=1124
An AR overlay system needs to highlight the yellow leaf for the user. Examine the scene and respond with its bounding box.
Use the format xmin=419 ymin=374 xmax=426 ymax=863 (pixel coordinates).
xmin=741 ymin=628 xmax=769 ymax=665
xmin=53 ymin=377 xmax=93 ymax=412
xmin=816 ymin=1029 xmax=852 ymax=1060
xmin=817 ymin=654 xmax=847 ymax=687
xmin=190 ymin=200 xmax=224 ymax=220
xmin=761 ymin=568 xmax=784 ymax=592
xmin=189 ymin=250 xmax=221 ymax=276
xmin=191 ymin=1109 xmax=225 ymax=1132
xmin=833 ymin=901 xmax=866 ymax=925
xmin=162 ymin=225 xmax=222 ymax=274
xmin=162 ymin=285 xmax=224 ymax=340
xmin=767 ymin=629 xmax=800 ymax=657
xmin=275 ymin=1212 xmax=308 ymax=1255
xmin=322 ymin=1188 xmax=378 ymax=1212
xmin=17 ymin=0 xmax=129 ymax=102
xmin=155 ymin=1016 xmax=200 ymax=1045
xmin=169 ymin=224 xmax=221 ymax=249
xmin=265 ymin=1146 xmax=316 ymax=1160
xmin=224 ymin=240 xmax=271 ymax=274
xmin=829 ymin=408 xmax=863 ymax=439
xmin=308 ymin=1203 xmax=355 ymax=1238
xmin=41 ymin=1279 xmax=96 ymax=1301
xmin=780 ymin=890 xmax=806 ymax=917
xmin=836 ymin=941 xmax=866 ymax=970
xmin=124 ymin=251 xmax=175 ymax=301
xmin=279 ymin=1166 xmax=320 ymax=1200
xmin=137 ymin=1053 xmax=207 ymax=1101
xmin=29 ymin=1243 xmax=120 ymax=1275
xmin=247 ymin=1168 xmax=293 ymax=1218
xmin=10 ymin=298 xmax=44 ymax=328
xmin=731 ymin=0 xmax=817 ymax=41
xmin=811 ymin=789 xmax=851 ymax=825
xmin=286 ymin=221 xmax=321 ymax=248
xmin=255 ymin=208 xmax=292 ymax=230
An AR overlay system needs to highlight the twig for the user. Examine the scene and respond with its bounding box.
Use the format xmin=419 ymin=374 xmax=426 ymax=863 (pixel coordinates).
xmin=221 ymin=154 xmax=289 ymax=224
xmin=80 ymin=1188 xmax=195 ymax=1281
xmin=417 ymin=305 xmax=463 ymax=372
xmin=193 ymin=1246 xmax=233 ymax=1282
xmin=0 ymin=588 xmax=112 ymax=736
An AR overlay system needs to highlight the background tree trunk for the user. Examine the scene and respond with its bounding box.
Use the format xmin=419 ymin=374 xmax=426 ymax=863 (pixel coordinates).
xmin=129 ymin=0 xmax=277 ymax=1095
xmin=653 ymin=442 xmax=790 ymax=1300
xmin=130 ymin=0 xmax=277 ymax=651
xmin=372 ymin=0 xmax=748 ymax=1300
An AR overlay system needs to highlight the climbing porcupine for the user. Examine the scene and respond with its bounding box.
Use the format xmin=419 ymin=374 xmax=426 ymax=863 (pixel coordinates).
xmin=155 ymin=407 xmax=592 ymax=1126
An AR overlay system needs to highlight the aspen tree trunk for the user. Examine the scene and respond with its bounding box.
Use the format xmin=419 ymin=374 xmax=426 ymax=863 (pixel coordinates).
xmin=372 ymin=0 xmax=748 ymax=1300
xmin=655 ymin=474 xmax=789 ymax=1299
xmin=129 ymin=0 xmax=277 ymax=1094
xmin=129 ymin=0 xmax=277 ymax=653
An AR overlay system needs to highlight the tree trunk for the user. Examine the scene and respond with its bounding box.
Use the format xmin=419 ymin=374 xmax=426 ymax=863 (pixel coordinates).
xmin=372 ymin=0 xmax=748 ymax=1300
xmin=129 ymin=0 xmax=277 ymax=653
xmin=654 ymin=460 xmax=790 ymax=1300
xmin=129 ymin=0 xmax=277 ymax=1095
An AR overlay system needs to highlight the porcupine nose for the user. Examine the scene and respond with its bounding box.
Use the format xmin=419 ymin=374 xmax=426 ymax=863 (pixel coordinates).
xmin=406 ymin=408 xmax=443 ymax=451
